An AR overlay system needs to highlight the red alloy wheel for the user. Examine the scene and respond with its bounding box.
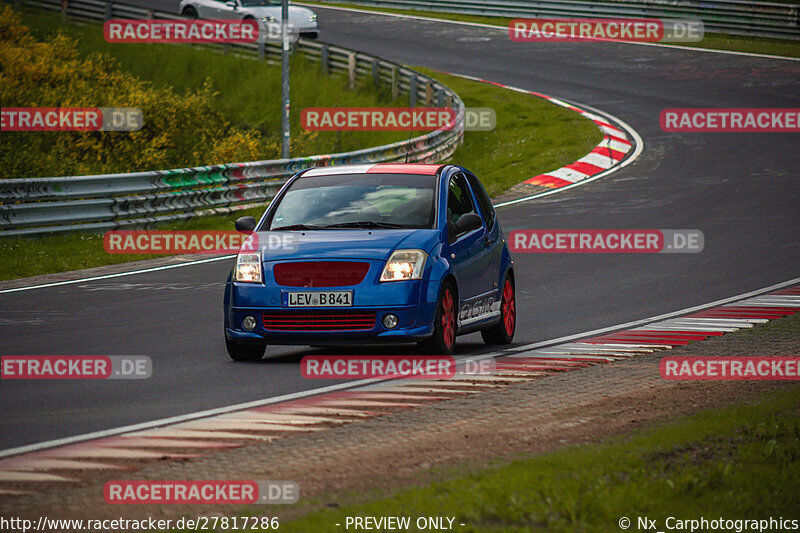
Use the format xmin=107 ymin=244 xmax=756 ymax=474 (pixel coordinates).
xmin=442 ymin=287 xmax=455 ymax=350
xmin=502 ymin=279 xmax=516 ymax=336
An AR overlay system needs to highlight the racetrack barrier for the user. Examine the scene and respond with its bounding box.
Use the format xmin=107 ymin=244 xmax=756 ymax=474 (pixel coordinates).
xmin=0 ymin=0 xmax=465 ymax=237
xmin=307 ymin=0 xmax=800 ymax=41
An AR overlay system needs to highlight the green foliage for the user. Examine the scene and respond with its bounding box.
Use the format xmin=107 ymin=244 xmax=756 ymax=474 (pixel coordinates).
xmin=0 ymin=6 xmax=266 ymax=177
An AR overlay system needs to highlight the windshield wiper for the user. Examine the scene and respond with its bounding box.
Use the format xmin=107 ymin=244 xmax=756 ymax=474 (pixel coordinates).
xmin=271 ymin=224 xmax=324 ymax=231
xmin=322 ymin=221 xmax=406 ymax=229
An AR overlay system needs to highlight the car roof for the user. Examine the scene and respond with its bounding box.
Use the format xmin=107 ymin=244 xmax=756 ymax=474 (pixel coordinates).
xmin=300 ymin=163 xmax=445 ymax=177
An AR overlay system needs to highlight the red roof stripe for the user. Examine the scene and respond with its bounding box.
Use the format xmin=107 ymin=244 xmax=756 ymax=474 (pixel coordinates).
xmin=366 ymin=164 xmax=443 ymax=175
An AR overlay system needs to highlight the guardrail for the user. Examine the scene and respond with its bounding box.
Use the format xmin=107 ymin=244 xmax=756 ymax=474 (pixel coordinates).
xmin=0 ymin=0 xmax=465 ymax=237
xmin=310 ymin=0 xmax=800 ymax=40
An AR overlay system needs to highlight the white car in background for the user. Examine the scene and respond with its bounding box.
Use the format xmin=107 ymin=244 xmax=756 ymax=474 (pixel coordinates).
xmin=179 ymin=0 xmax=319 ymax=40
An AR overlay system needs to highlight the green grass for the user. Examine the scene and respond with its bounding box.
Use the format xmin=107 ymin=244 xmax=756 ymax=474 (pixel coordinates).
xmin=0 ymin=56 xmax=600 ymax=281
xmin=0 ymin=207 xmax=265 ymax=279
xmin=427 ymin=68 xmax=600 ymax=197
xmin=15 ymin=7 xmax=410 ymax=160
xmin=264 ymin=386 xmax=800 ymax=532
xmin=303 ymin=1 xmax=800 ymax=58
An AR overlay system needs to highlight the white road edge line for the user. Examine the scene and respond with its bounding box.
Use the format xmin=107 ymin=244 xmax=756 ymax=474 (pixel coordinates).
xmin=0 ymin=351 xmax=492 ymax=459
xmin=2 ymin=276 xmax=797 ymax=459
xmin=505 ymin=276 xmax=800 ymax=353
xmin=298 ymin=2 xmax=800 ymax=63
xmin=0 ymin=255 xmax=236 ymax=295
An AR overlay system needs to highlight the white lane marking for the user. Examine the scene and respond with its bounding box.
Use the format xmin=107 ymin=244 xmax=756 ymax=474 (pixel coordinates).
xmin=0 ymin=375 xmax=418 ymax=458
xmin=3 ymin=277 xmax=798 ymax=460
xmin=598 ymin=138 xmax=632 ymax=152
xmin=0 ymin=255 xmax=235 ymax=295
xmin=666 ymin=318 xmax=759 ymax=326
xmin=511 ymin=353 xmax=619 ymax=361
xmin=580 ymin=342 xmax=675 ymax=349
xmin=506 ymin=277 xmax=800 ymax=353
xmin=543 ymin=166 xmax=591 ymax=183
xmin=298 ymin=3 xmax=800 ymax=62
xmin=577 ymin=152 xmax=616 ymax=169
xmin=630 ymin=325 xmax=737 ymax=332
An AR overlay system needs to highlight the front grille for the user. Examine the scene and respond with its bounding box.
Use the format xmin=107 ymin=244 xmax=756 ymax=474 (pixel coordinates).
xmin=273 ymin=261 xmax=370 ymax=287
xmin=262 ymin=310 xmax=377 ymax=331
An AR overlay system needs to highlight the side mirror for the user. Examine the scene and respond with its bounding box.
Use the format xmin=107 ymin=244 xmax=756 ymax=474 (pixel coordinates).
xmin=226 ymin=0 xmax=237 ymax=8
xmin=235 ymin=216 xmax=257 ymax=234
xmin=455 ymin=213 xmax=483 ymax=234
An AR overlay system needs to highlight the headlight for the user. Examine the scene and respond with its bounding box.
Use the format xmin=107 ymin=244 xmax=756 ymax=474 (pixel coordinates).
xmin=380 ymin=249 xmax=427 ymax=282
xmin=309 ymin=13 xmax=317 ymax=21
xmin=262 ymin=15 xmax=277 ymax=23
xmin=235 ymin=252 xmax=262 ymax=283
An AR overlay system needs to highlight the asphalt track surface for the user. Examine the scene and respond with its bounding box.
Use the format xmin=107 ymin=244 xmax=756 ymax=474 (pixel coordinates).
xmin=1 ymin=5 xmax=798 ymax=451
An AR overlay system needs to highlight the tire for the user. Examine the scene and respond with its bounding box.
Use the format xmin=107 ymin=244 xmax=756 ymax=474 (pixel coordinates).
xmin=481 ymin=275 xmax=516 ymax=345
xmin=420 ymin=280 xmax=457 ymax=355
xmin=182 ymin=6 xmax=198 ymax=18
xmin=226 ymin=338 xmax=266 ymax=361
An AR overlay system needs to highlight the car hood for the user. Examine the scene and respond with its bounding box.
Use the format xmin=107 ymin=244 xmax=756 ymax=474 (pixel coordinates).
xmin=251 ymin=229 xmax=440 ymax=262
xmin=242 ymin=5 xmax=316 ymax=24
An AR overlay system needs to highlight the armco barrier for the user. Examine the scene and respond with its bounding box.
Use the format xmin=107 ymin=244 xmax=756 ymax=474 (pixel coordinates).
xmin=309 ymin=0 xmax=800 ymax=41
xmin=0 ymin=0 xmax=464 ymax=237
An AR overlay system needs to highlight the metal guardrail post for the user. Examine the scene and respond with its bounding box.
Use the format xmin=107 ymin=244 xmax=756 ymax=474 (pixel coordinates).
xmin=424 ymin=81 xmax=433 ymax=106
xmin=320 ymin=44 xmax=329 ymax=75
xmin=348 ymin=52 xmax=357 ymax=89
xmin=391 ymin=66 xmax=399 ymax=100
xmin=409 ymin=74 xmax=418 ymax=107
xmin=60 ymin=0 xmax=67 ymax=20
xmin=258 ymin=41 xmax=265 ymax=61
xmin=104 ymin=2 xmax=112 ymax=19
xmin=371 ymin=59 xmax=380 ymax=86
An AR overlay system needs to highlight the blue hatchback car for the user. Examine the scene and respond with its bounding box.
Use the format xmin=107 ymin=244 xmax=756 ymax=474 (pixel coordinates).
xmin=223 ymin=163 xmax=515 ymax=360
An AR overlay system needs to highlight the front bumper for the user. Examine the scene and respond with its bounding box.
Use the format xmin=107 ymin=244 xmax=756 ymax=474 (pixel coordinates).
xmin=226 ymin=304 xmax=435 ymax=345
xmin=225 ymin=266 xmax=440 ymax=345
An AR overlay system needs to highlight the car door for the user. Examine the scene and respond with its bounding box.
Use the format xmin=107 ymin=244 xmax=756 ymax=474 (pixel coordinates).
xmin=209 ymin=0 xmax=239 ymax=18
xmin=446 ymin=173 xmax=492 ymax=326
xmin=465 ymin=172 xmax=502 ymax=300
xmin=193 ymin=0 xmax=225 ymax=18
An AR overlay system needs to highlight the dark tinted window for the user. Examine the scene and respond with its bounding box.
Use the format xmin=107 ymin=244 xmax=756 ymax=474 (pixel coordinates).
xmin=466 ymin=173 xmax=495 ymax=230
xmin=268 ymin=173 xmax=436 ymax=230
xmin=447 ymin=173 xmax=477 ymax=225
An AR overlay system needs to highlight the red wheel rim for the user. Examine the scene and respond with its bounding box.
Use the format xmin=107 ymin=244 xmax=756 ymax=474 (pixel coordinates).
xmin=502 ymin=279 xmax=515 ymax=336
xmin=442 ymin=288 xmax=455 ymax=349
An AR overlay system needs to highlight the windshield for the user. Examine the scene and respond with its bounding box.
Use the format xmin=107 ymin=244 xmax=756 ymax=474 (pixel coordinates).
xmin=239 ymin=0 xmax=281 ymax=7
xmin=268 ymin=173 xmax=437 ymax=230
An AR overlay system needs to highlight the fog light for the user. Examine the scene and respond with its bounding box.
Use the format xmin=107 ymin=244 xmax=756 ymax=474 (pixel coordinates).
xmin=242 ymin=315 xmax=257 ymax=331
xmin=382 ymin=313 xmax=399 ymax=329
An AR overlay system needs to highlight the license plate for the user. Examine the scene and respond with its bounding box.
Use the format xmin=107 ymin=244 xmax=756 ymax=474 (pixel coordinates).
xmin=285 ymin=290 xmax=353 ymax=307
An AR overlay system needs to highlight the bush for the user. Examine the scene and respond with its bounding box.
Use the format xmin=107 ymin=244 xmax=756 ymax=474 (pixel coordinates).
xmin=0 ymin=6 xmax=267 ymax=178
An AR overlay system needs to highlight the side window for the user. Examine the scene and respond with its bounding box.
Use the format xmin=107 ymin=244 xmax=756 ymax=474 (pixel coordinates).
xmin=466 ymin=173 xmax=495 ymax=231
xmin=447 ymin=173 xmax=476 ymax=225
